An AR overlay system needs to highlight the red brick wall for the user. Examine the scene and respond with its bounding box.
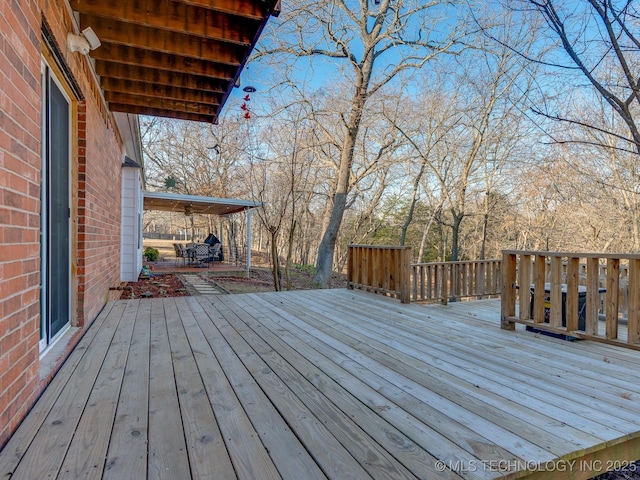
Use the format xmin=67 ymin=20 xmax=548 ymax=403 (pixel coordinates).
xmin=76 ymin=94 xmax=123 ymax=326
xmin=0 ymin=0 xmax=45 ymax=447
xmin=0 ymin=0 xmax=125 ymax=447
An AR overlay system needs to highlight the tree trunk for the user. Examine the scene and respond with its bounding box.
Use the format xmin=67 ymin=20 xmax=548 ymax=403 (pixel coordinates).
xmin=285 ymin=220 xmax=296 ymax=290
xmin=450 ymin=211 xmax=463 ymax=262
xmin=314 ymin=99 xmax=369 ymax=286
xmin=270 ymin=228 xmax=281 ymax=291
xmin=314 ymin=192 xmax=349 ymax=287
xmin=479 ymin=211 xmax=489 ymax=260
xmin=417 ymin=208 xmax=440 ymax=262
xmin=400 ymin=189 xmax=418 ymax=247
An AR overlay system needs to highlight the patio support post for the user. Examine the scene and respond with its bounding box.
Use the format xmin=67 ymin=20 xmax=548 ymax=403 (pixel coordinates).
xmin=246 ymin=209 xmax=252 ymax=274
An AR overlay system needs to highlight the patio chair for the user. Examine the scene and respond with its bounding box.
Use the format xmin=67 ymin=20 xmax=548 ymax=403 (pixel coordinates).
xmin=209 ymin=243 xmax=222 ymax=264
xmin=173 ymin=243 xmax=188 ymax=266
xmin=193 ymin=243 xmax=210 ymax=267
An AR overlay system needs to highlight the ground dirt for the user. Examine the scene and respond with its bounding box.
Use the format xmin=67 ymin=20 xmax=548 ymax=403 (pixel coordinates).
xmin=119 ymin=273 xmax=190 ymax=299
xmin=120 ymin=265 xmax=347 ymax=299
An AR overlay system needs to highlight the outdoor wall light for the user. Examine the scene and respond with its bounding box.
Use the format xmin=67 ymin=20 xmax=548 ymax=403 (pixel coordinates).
xmin=68 ymin=27 xmax=101 ymax=55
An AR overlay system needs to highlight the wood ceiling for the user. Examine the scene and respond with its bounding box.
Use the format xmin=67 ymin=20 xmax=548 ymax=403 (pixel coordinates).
xmin=69 ymin=0 xmax=280 ymax=124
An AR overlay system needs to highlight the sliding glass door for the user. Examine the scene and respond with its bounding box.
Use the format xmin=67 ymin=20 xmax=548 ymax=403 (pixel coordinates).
xmin=40 ymin=63 xmax=71 ymax=349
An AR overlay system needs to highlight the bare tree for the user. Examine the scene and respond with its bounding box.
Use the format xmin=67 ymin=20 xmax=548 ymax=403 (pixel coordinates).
xmin=513 ymin=0 xmax=640 ymax=154
xmin=389 ymin=11 xmax=538 ymax=261
xmin=258 ymin=0 xmax=467 ymax=286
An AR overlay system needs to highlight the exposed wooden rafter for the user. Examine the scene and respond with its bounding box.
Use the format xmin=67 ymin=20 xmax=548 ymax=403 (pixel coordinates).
xmin=69 ymin=0 xmax=280 ymax=123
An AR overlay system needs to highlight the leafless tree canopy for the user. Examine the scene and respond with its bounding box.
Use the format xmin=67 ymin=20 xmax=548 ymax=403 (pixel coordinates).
xmin=140 ymin=0 xmax=640 ymax=289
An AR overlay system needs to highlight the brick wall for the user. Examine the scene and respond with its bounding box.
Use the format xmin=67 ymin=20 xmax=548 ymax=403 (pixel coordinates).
xmin=0 ymin=0 xmax=45 ymax=447
xmin=76 ymin=95 xmax=123 ymax=326
xmin=0 ymin=0 xmax=126 ymax=447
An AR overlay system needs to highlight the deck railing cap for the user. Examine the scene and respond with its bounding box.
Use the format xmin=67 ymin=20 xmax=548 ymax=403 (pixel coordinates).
xmin=502 ymin=250 xmax=640 ymax=260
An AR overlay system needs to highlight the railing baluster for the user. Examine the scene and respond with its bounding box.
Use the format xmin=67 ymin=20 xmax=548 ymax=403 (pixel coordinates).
xmin=585 ymin=257 xmax=599 ymax=335
xmin=347 ymin=245 xmax=412 ymax=302
xmin=606 ymin=258 xmax=620 ymax=340
xmin=549 ymin=256 xmax=563 ymax=328
xmin=565 ymin=257 xmax=579 ymax=332
xmin=519 ymin=255 xmax=532 ymax=321
xmin=533 ymin=255 xmax=546 ymax=324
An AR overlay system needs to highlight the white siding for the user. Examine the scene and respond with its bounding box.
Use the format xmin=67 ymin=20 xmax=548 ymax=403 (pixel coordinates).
xmin=120 ymin=166 xmax=143 ymax=282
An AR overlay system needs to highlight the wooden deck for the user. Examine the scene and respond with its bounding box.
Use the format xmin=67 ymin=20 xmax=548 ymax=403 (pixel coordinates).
xmin=2 ymin=290 xmax=640 ymax=479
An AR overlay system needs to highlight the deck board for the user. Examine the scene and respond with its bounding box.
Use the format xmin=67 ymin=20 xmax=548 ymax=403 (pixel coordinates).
xmin=2 ymin=289 xmax=640 ymax=480
xmin=215 ymin=294 xmax=465 ymax=480
xmin=252 ymin=293 xmax=590 ymax=461
xmin=104 ymin=299 xmax=150 ymax=480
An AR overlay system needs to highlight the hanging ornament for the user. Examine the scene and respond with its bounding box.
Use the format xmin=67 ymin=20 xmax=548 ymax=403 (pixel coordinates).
xmin=241 ymin=86 xmax=256 ymax=120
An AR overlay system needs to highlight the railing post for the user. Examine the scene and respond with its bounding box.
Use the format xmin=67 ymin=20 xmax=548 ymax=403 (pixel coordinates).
xmin=400 ymin=248 xmax=411 ymax=304
xmin=501 ymin=252 xmax=516 ymax=330
xmin=347 ymin=245 xmax=354 ymax=290
xmin=628 ymin=259 xmax=640 ymax=344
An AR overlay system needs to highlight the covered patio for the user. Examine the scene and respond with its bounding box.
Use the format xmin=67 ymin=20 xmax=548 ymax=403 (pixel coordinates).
xmin=2 ymin=289 xmax=640 ymax=479
xmin=142 ymin=191 xmax=262 ymax=273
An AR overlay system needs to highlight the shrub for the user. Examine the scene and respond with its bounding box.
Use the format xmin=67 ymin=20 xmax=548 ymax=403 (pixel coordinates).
xmin=143 ymin=247 xmax=160 ymax=262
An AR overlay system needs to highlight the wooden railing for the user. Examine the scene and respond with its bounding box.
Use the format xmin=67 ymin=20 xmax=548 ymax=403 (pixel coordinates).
xmin=501 ymin=250 xmax=640 ymax=350
xmin=411 ymin=259 xmax=502 ymax=304
xmin=347 ymin=245 xmax=411 ymax=303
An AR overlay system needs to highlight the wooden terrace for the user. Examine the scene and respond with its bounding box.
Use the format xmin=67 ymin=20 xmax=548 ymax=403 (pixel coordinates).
xmin=2 ymin=289 xmax=640 ymax=479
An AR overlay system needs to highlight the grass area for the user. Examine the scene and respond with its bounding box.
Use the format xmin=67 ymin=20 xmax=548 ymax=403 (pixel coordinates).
xmin=143 ymin=239 xmax=179 ymax=260
xmin=142 ymin=238 xmax=347 ymax=293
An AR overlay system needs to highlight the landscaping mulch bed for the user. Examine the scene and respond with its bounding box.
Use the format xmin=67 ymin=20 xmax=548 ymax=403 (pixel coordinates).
xmin=119 ymin=273 xmax=190 ymax=299
xmin=592 ymin=462 xmax=640 ymax=479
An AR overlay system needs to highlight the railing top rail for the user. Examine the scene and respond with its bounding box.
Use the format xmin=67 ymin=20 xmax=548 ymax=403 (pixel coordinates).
xmin=502 ymin=250 xmax=640 ymax=260
xmin=411 ymin=259 xmax=501 ymax=267
xmin=349 ymin=244 xmax=410 ymax=250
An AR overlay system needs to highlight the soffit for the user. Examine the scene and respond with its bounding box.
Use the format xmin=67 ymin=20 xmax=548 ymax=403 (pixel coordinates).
xmin=143 ymin=190 xmax=261 ymax=216
xmin=69 ymin=0 xmax=279 ymax=123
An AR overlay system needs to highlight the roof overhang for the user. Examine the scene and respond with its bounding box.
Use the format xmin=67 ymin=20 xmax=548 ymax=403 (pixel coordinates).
xmin=69 ymin=0 xmax=280 ymax=124
xmin=143 ymin=191 xmax=261 ymax=216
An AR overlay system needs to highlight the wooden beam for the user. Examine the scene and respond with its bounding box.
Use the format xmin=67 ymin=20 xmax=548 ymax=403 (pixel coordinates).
xmin=107 ymin=103 xmax=216 ymax=123
xmin=178 ymin=0 xmax=272 ymax=19
xmin=84 ymin=16 xmax=246 ymax=65
xmin=105 ymin=91 xmax=217 ymax=116
xmin=94 ymin=62 xmax=228 ymax=93
xmin=101 ymin=78 xmax=223 ymax=105
xmin=71 ymin=0 xmax=257 ymax=45
xmin=91 ymin=44 xmax=238 ymax=79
